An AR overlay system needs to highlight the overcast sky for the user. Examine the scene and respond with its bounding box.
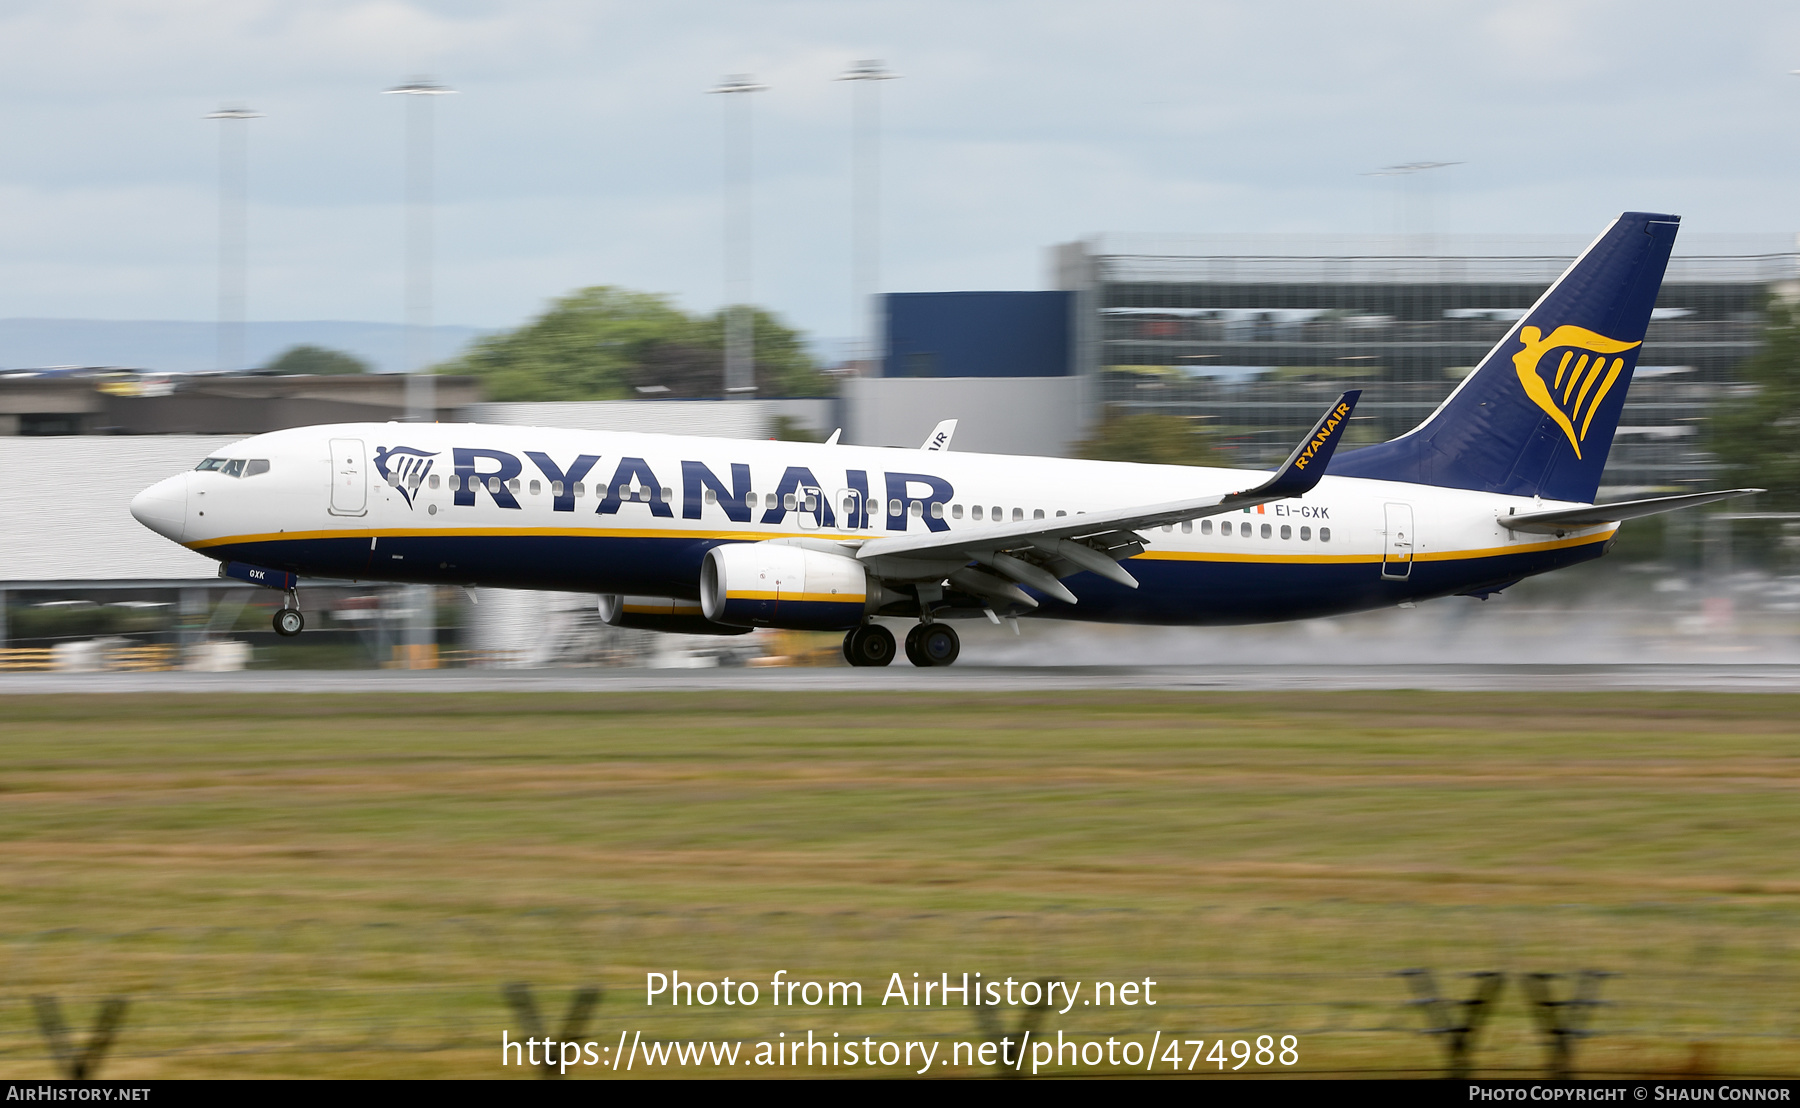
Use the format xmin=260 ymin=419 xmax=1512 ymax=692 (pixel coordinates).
xmin=1 ymin=0 xmax=1798 ymax=348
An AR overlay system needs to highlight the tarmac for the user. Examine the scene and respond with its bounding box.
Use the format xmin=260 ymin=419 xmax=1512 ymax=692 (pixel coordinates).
xmin=4 ymin=664 xmax=1800 ymax=693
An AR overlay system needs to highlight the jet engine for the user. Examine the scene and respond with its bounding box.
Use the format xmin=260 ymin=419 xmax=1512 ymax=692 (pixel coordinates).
xmin=597 ymin=595 xmax=754 ymax=636
xmin=700 ymin=542 xmax=883 ymax=630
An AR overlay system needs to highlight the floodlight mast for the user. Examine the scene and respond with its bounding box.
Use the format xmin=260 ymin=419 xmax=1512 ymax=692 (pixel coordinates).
xmin=383 ymin=77 xmax=455 ymax=672
xmin=839 ymin=60 xmax=898 ymax=376
xmin=708 ymin=74 xmax=767 ymax=400
xmin=383 ymin=78 xmax=457 ymax=422
xmin=206 ymin=106 xmax=261 ymax=375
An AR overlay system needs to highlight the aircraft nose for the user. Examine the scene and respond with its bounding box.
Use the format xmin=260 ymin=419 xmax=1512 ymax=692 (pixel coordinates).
xmin=130 ymin=473 xmax=188 ymax=543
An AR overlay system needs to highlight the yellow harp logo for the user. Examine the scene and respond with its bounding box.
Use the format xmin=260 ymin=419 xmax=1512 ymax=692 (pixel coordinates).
xmin=1510 ymin=324 xmax=1641 ymax=459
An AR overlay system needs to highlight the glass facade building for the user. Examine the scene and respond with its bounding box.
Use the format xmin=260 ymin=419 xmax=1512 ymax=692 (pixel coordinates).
xmin=1054 ymin=233 xmax=1799 ymax=494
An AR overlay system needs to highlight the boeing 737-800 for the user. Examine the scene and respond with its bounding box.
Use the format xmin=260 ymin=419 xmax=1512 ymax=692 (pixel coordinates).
xmin=129 ymin=212 xmax=1756 ymax=666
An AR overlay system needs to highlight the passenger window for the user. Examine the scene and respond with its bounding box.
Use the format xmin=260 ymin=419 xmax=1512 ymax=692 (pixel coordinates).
xmin=572 ymin=482 xmax=584 ymax=497
xmin=1201 ymin=519 xmax=1212 ymax=534
xmin=704 ymin=487 xmax=716 ymax=505
xmin=745 ymin=490 xmax=757 ymax=508
xmin=509 ymin=478 xmax=521 ymax=494
xmin=1221 ymin=521 xmax=1232 ymax=536
xmin=803 ymin=493 xmax=817 ymax=511
xmin=1320 ymin=527 xmax=1332 ymax=542
xmin=1012 ymin=507 xmax=1023 ymax=522
xmin=1280 ymin=525 xmax=1291 ymax=540
xmin=1162 ymin=524 xmax=1172 ymax=533
xmin=972 ymin=505 xmax=984 ymax=520
xmin=889 ymin=499 xmax=902 ymax=517
xmin=661 ymin=487 xmax=673 ymax=502
xmin=195 ymin=457 xmax=226 ymax=472
xmin=552 ymin=481 xmax=565 ymax=497
xmin=1300 ymin=526 xmax=1311 ymax=541
xmin=1180 ymin=520 xmax=1191 ymax=533
xmin=1056 ymin=510 xmax=1067 ymax=517
xmin=909 ymin=501 xmax=923 ymax=518
xmin=1033 ymin=509 xmax=1045 ymax=520
xmin=991 ymin=506 xmax=1001 ymax=521
xmin=784 ymin=492 xmax=798 ymax=511
xmin=490 ymin=477 xmax=503 ymax=494
xmin=407 ymin=472 xmax=421 ymax=489
xmin=1260 ymin=523 xmax=1271 ymax=539
xmin=930 ymin=502 xmax=944 ymax=519
xmin=529 ymin=480 xmax=541 ymax=496
xmin=428 ymin=473 xmax=440 ymax=490
xmin=222 ymin=459 xmax=246 ymax=478
xmin=766 ymin=493 xmax=778 ymax=510
xmin=952 ymin=504 xmax=964 ymax=519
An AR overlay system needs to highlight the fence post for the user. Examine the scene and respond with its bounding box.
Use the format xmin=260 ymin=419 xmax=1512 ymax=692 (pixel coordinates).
xmin=501 ymin=982 xmax=603 ymax=1079
xmin=1397 ymin=969 xmax=1504 ymax=1078
xmin=31 ymin=995 xmax=129 ymax=1080
xmin=1521 ymin=970 xmax=1609 ymax=1079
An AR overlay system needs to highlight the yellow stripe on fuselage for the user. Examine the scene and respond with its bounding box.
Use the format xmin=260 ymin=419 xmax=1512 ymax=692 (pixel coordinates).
xmin=726 ymin=591 xmax=865 ymax=604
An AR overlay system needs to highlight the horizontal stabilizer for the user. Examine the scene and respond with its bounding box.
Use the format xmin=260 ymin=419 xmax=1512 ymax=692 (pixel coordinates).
xmin=1499 ymin=489 xmax=1762 ymax=535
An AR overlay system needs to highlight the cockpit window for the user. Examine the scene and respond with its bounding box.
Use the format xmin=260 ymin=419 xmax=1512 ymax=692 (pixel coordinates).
xmin=194 ymin=457 xmax=269 ymax=478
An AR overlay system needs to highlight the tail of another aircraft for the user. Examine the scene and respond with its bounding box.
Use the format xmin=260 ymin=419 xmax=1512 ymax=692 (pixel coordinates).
xmin=1328 ymin=211 xmax=1679 ymax=504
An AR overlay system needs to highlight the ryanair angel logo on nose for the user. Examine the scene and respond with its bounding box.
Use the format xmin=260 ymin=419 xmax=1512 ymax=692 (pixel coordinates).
xmin=1510 ymin=324 xmax=1642 ymax=459
xmin=373 ymin=445 xmax=437 ymax=509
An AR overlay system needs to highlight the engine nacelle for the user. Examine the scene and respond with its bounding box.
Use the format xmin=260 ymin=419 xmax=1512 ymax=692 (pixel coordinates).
xmin=700 ymin=542 xmax=874 ymax=630
xmin=597 ymin=595 xmax=753 ymax=636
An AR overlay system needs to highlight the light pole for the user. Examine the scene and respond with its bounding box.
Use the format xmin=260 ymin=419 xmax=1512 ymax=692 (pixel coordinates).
xmin=206 ymin=106 xmax=260 ymax=373
xmin=838 ymin=60 xmax=898 ymax=375
xmin=383 ymin=77 xmax=454 ymax=670
xmin=709 ymin=74 xmax=766 ymax=400
xmin=383 ymin=77 xmax=456 ymax=419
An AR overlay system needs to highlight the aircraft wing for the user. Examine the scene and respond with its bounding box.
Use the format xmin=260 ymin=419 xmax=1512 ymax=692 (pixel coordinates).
xmin=854 ymin=391 xmax=1360 ymax=604
xmin=1498 ymin=488 xmax=1763 ymax=535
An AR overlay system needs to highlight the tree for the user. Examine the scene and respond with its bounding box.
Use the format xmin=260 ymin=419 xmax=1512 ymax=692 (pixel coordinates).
xmin=1076 ymin=409 xmax=1227 ymax=467
xmin=261 ymin=345 xmax=370 ymax=376
xmin=436 ymin=286 xmax=832 ymax=400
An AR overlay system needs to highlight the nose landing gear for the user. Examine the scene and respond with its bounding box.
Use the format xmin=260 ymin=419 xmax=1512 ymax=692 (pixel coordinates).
xmin=273 ymin=591 xmax=304 ymax=637
xmin=904 ymin=622 xmax=960 ymax=667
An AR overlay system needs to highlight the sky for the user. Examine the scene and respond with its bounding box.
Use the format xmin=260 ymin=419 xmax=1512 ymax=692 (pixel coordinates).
xmin=0 ymin=0 xmax=1797 ymax=352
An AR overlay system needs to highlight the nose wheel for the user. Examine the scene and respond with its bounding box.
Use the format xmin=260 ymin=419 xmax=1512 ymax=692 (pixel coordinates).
xmin=842 ymin=623 xmax=896 ymax=667
xmin=273 ymin=605 xmax=305 ymax=637
xmin=904 ymin=622 xmax=960 ymax=667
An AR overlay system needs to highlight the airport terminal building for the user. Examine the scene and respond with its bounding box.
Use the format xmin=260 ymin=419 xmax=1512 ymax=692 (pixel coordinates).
xmin=1048 ymin=232 xmax=1800 ymax=494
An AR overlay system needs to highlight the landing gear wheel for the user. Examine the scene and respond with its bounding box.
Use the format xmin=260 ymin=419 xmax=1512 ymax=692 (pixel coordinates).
xmin=904 ymin=622 xmax=960 ymax=667
xmin=273 ymin=608 xmax=305 ymax=637
xmin=842 ymin=623 xmax=896 ymax=667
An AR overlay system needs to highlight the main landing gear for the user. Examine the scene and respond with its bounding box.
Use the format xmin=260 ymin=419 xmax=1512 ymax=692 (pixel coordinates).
xmin=272 ymin=591 xmax=304 ymax=637
xmin=842 ymin=623 xmax=895 ymax=667
xmin=840 ymin=621 xmax=961 ymax=667
xmin=904 ymin=622 xmax=960 ymax=667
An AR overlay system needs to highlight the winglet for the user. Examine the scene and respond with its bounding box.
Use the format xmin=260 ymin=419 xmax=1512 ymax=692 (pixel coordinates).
xmin=922 ymin=419 xmax=957 ymax=451
xmin=824 ymin=428 xmax=842 ymax=445
xmin=1225 ymin=390 xmax=1361 ymax=503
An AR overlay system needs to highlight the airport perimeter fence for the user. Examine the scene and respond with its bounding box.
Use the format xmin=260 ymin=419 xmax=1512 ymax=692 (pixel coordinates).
xmin=0 ymin=917 xmax=1795 ymax=1079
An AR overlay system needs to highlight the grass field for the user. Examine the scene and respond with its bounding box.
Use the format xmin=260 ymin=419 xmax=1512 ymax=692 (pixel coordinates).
xmin=0 ymin=691 xmax=1796 ymax=1079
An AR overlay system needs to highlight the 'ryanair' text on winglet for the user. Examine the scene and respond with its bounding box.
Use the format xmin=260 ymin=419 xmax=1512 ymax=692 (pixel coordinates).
xmin=1224 ymin=390 xmax=1362 ymax=505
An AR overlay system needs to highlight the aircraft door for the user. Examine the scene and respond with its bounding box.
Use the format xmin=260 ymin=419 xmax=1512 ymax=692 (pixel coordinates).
xmin=1382 ymin=502 xmax=1414 ymax=579
xmin=329 ymin=437 xmax=368 ymax=516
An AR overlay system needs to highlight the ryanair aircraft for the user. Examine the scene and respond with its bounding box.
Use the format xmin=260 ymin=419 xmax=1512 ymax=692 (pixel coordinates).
xmin=130 ymin=212 xmax=1755 ymax=666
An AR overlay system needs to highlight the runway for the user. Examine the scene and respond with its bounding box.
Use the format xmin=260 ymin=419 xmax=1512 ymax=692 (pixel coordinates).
xmin=4 ymin=663 xmax=1800 ymax=693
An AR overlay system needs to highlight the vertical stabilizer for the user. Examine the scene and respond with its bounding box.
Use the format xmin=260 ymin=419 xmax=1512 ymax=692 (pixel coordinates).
xmin=1328 ymin=212 xmax=1679 ymax=503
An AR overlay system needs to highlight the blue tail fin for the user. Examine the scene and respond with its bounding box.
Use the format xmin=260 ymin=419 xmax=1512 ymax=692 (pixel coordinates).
xmin=1328 ymin=212 xmax=1679 ymax=503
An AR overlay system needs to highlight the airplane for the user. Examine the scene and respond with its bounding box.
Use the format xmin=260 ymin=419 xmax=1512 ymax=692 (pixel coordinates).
xmin=129 ymin=211 xmax=1757 ymax=667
